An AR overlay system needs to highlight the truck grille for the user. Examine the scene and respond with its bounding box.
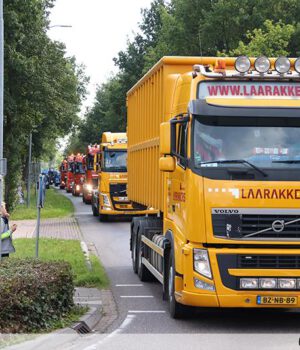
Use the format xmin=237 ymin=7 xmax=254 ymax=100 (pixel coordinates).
xmin=212 ymin=213 xmax=300 ymax=239
xmin=238 ymin=255 xmax=300 ymax=269
xmin=110 ymin=183 xmax=127 ymax=196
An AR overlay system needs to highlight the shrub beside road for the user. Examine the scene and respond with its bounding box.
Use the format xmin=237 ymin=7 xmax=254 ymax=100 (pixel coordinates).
xmin=0 ymin=188 xmax=109 ymax=333
xmin=0 ymin=259 xmax=78 ymax=333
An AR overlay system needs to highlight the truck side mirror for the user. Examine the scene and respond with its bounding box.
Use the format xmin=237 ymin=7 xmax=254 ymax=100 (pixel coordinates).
xmin=160 ymin=122 xmax=171 ymax=155
xmin=159 ymin=156 xmax=175 ymax=172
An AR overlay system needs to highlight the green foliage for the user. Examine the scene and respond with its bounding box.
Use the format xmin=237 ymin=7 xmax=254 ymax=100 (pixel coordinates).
xmin=4 ymin=0 xmax=87 ymax=210
xmin=11 ymin=187 xmax=74 ymax=220
xmin=66 ymin=0 xmax=300 ymax=153
xmin=0 ymin=258 xmax=74 ymax=333
xmin=229 ymin=20 xmax=295 ymax=57
xmin=13 ymin=239 xmax=109 ymax=289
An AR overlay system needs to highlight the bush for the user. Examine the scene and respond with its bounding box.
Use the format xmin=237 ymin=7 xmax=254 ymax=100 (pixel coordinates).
xmin=0 ymin=258 xmax=74 ymax=333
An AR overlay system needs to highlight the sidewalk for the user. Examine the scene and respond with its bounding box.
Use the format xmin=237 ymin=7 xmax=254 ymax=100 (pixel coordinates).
xmin=12 ymin=217 xmax=82 ymax=240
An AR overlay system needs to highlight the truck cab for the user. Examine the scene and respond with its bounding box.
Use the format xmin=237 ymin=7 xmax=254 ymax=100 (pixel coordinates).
xmin=59 ymin=159 xmax=67 ymax=189
xmin=65 ymin=155 xmax=75 ymax=193
xmin=82 ymin=145 xmax=99 ymax=204
xmin=128 ymin=56 xmax=300 ymax=318
xmin=72 ymin=153 xmax=85 ymax=196
xmin=91 ymin=132 xmax=156 ymax=221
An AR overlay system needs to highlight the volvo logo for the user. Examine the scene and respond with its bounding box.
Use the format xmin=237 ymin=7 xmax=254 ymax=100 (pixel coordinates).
xmin=271 ymin=220 xmax=285 ymax=232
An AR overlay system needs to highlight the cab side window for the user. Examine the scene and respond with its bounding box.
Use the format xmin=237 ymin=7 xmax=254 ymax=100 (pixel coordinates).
xmin=177 ymin=123 xmax=188 ymax=167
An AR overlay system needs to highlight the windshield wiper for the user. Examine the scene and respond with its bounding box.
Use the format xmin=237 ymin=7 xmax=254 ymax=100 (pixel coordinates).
xmin=200 ymin=159 xmax=268 ymax=177
xmin=272 ymin=160 xmax=300 ymax=164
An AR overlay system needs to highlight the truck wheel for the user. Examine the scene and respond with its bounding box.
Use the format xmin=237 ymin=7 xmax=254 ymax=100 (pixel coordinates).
xmin=82 ymin=194 xmax=86 ymax=203
xmin=131 ymin=230 xmax=138 ymax=274
xmin=99 ymin=213 xmax=108 ymax=222
xmin=167 ymin=252 xmax=186 ymax=319
xmin=92 ymin=202 xmax=98 ymax=217
xmin=137 ymin=233 xmax=153 ymax=282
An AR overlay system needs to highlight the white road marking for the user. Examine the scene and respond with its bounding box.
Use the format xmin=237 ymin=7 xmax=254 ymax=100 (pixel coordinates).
xmin=120 ymin=295 xmax=154 ymax=298
xmin=115 ymin=284 xmax=143 ymax=287
xmin=128 ymin=310 xmax=166 ymax=313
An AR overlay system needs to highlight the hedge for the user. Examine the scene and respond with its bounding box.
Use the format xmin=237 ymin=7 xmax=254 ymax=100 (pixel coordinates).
xmin=0 ymin=258 xmax=74 ymax=333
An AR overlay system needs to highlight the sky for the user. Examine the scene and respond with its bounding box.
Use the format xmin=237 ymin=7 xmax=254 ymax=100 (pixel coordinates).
xmin=48 ymin=0 xmax=153 ymax=113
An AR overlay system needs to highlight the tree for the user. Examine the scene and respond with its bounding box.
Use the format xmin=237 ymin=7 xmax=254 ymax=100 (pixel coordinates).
xmin=4 ymin=0 xmax=87 ymax=209
xmin=230 ymin=20 xmax=295 ymax=57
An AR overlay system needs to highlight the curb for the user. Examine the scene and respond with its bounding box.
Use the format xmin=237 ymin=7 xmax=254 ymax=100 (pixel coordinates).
xmin=71 ymin=304 xmax=103 ymax=334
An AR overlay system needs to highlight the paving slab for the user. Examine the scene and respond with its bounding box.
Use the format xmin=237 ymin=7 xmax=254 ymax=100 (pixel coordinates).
xmin=11 ymin=217 xmax=82 ymax=240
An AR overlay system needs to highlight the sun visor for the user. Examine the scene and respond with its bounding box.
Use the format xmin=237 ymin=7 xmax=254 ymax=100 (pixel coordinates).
xmin=188 ymin=99 xmax=300 ymax=118
xmin=205 ymin=97 xmax=300 ymax=108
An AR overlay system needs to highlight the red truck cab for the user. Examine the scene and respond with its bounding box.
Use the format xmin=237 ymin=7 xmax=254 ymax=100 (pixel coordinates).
xmin=66 ymin=155 xmax=75 ymax=193
xmin=59 ymin=159 xmax=67 ymax=189
xmin=72 ymin=153 xmax=85 ymax=196
xmin=82 ymin=145 xmax=99 ymax=204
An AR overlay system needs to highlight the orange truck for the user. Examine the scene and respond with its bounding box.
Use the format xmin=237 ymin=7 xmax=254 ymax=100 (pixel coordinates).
xmin=65 ymin=155 xmax=75 ymax=193
xmin=72 ymin=153 xmax=85 ymax=196
xmin=82 ymin=145 xmax=99 ymax=204
xmin=59 ymin=159 xmax=67 ymax=189
xmin=127 ymin=55 xmax=300 ymax=318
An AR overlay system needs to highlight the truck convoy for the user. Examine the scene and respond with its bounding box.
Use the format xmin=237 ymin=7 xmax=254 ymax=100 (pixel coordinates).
xmin=82 ymin=145 xmax=99 ymax=204
xmin=91 ymin=132 xmax=156 ymax=221
xmin=71 ymin=153 xmax=85 ymax=197
xmin=127 ymin=56 xmax=300 ymax=317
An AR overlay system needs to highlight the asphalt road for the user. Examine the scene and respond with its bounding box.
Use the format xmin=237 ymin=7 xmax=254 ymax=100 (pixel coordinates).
xmin=9 ymin=192 xmax=300 ymax=350
xmin=61 ymin=192 xmax=300 ymax=350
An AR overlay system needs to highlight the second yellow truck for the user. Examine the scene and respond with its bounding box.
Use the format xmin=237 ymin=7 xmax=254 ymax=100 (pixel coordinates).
xmin=91 ymin=132 xmax=156 ymax=221
xmin=128 ymin=56 xmax=300 ymax=317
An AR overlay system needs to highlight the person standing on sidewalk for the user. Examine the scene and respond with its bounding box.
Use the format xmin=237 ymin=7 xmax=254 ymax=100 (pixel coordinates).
xmin=1 ymin=202 xmax=17 ymax=258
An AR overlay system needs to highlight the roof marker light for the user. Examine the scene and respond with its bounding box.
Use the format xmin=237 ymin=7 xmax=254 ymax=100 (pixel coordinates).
xmin=234 ymin=56 xmax=251 ymax=73
xmin=294 ymin=57 xmax=300 ymax=74
xmin=275 ymin=56 xmax=290 ymax=74
xmin=254 ymin=56 xmax=270 ymax=73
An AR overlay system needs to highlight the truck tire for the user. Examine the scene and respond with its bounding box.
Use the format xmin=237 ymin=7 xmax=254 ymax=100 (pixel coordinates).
xmin=131 ymin=225 xmax=138 ymax=274
xmin=167 ymin=252 xmax=187 ymax=319
xmin=92 ymin=202 xmax=98 ymax=217
xmin=137 ymin=232 xmax=154 ymax=282
xmin=99 ymin=213 xmax=108 ymax=222
xmin=82 ymin=194 xmax=86 ymax=203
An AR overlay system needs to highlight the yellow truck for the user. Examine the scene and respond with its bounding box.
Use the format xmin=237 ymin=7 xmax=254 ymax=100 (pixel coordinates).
xmin=128 ymin=56 xmax=300 ymax=317
xmin=91 ymin=132 xmax=156 ymax=221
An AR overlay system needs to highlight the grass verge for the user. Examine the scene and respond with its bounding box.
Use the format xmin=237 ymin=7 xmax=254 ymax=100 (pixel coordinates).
xmin=11 ymin=188 xmax=74 ymax=220
xmin=13 ymin=238 xmax=109 ymax=289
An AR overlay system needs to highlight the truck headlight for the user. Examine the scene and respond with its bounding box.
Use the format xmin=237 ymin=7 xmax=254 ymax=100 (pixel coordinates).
xmin=76 ymin=185 xmax=80 ymax=191
xmin=193 ymin=249 xmax=212 ymax=279
xmin=259 ymin=278 xmax=277 ymax=289
xmin=86 ymin=184 xmax=93 ymax=192
xmin=240 ymin=278 xmax=258 ymax=289
xmin=101 ymin=193 xmax=111 ymax=207
xmin=194 ymin=278 xmax=215 ymax=291
xmin=278 ymin=278 xmax=296 ymax=289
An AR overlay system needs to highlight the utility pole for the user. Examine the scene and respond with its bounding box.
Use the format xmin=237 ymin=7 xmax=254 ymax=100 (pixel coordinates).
xmin=27 ymin=132 xmax=32 ymax=207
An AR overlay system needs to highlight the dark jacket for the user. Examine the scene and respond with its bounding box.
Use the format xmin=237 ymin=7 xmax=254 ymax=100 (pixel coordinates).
xmin=1 ymin=216 xmax=15 ymax=255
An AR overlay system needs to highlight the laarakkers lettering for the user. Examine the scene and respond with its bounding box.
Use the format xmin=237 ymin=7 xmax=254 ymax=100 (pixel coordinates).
xmin=241 ymin=189 xmax=300 ymax=199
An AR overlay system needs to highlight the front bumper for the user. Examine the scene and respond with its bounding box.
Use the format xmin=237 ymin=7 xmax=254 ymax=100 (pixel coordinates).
xmin=176 ymin=245 xmax=300 ymax=308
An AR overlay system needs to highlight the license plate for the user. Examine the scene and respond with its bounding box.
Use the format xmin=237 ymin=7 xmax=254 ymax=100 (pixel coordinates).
xmin=257 ymin=296 xmax=297 ymax=305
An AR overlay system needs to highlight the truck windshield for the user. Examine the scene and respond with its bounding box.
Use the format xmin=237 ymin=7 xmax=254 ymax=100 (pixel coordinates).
xmin=193 ymin=116 xmax=300 ymax=170
xmin=103 ymin=150 xmax=127 ymax=172
xmin=75 ymin=162 xmax=85 ymax=174
xmin=87 ymin=155 xmax=94 ymax=170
